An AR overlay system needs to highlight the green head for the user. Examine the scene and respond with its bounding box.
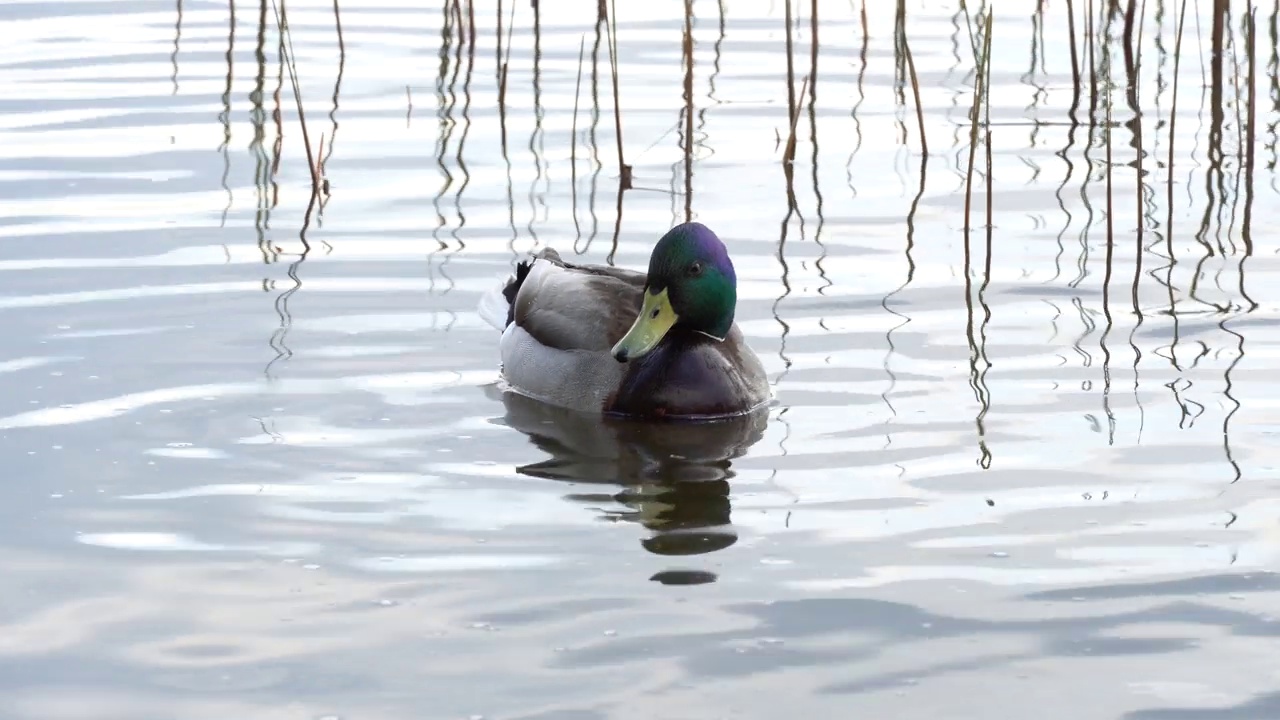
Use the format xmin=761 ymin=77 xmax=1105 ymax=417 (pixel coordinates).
xmin=611 ymin=222 xmax=738 ymax=363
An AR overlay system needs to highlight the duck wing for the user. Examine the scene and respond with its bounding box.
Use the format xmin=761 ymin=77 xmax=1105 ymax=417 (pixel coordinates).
xmin=512 ymin=248 xmax=647 ymax=353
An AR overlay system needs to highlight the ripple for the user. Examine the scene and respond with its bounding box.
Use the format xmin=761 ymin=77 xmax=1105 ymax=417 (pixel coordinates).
xmin=349 ymin=554 xmax=561 ymax=574
xmin=3 ymin=0 xmax=1280 ymax=718
xmin=0 ymin=370 xmax=493 ymax=429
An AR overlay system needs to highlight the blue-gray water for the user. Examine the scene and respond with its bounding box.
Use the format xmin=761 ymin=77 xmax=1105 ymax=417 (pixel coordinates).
xmin=3 ymin=1 xmax=1280 ymax=718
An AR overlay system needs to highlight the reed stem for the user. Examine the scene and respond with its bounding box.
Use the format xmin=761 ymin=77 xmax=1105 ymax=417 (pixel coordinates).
xmin=963 ymin=9 xmax=992 ymax=237
xmin=605 ymin=0 xmax=631 ymax=189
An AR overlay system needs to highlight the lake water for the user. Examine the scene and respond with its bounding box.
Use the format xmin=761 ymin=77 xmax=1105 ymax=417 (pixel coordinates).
xmin=4 ymin=0 xmax=1280 ymax=718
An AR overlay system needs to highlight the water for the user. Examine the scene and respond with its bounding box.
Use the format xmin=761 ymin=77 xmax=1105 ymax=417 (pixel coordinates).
xmin=3 ymin=0 xmax=1280 ymax=717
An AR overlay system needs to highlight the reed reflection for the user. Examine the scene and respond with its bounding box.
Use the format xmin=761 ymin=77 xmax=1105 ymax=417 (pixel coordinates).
xmin=1269 ymin=5 xmax=1279 ymax=185
xmin=605 ymin=0 xmax=626 ymax=264
xmin=443 ymin=0 xmax=477 ymax=307
xmin=773 ymin=0 xmax=802 ymax=390
xmin=425 ymin=0 xmax=475 ymax=309
xmin=809 ymin=0 xmax=830 ymax=295
xmin=1242 ymin=6 xmax=1259 ymax=311
xmin=527 ymin=0 xmax=547 ymax=250
xmin=571 ymin=37 xmax=586 ymax=243
xmin=270 ymin=15 xmax=283 ymax=222
xmin=1127 ymin=0 xmax=1151 ymax=446
xmin=845 ymin=0 xmax=867 ymax=196
xmin=958 ymin=7 xmax=994 ymax=469
xmin=171 ymin=0 xmax=183 ymax=95
xmin=1101 ymin=32 xmax=1117 ymax=447
xmin=491 ymin=387 xmax=766 ymax=562
xmin=694 ymin=0 xmax=724 ymax=179
xmin=1023 ymin=0 xmax=1047 ymax=153
xmin=219 ymin=0 xmax=235 ymax=229
xmin=571 ymin=12 xmax=605 ymax=257
xmin=317 ymin=0 xmax=345 ymax=222
xmin=677 ymin=0 xmax=694 ymax=225
xmin=945 ymin=7 xmax=967 ymax=184
xmin=263 ymin=0 xmax=345 ymax=376
xmin=498 ymin=0 xmax=517 ymax=260
xmin=251 ymin=0 xmax=272 ymax=263
xmin=430 ymin=0 xmax=459 ymax=296
xmin=882 ymin=146 xmax=925 ymax=444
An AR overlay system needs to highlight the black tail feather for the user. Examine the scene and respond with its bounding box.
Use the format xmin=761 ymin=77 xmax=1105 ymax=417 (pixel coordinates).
xmin=502 ymin=259 xmax=533 ymax=327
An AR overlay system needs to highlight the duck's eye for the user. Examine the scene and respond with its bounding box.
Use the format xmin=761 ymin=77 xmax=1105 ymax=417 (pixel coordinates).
xmin=688 ymin=261 xmax=703 ymax=277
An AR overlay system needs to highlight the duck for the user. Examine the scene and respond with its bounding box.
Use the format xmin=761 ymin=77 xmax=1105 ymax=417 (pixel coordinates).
xmin=478 ymin=222 xmax=771 ymax=421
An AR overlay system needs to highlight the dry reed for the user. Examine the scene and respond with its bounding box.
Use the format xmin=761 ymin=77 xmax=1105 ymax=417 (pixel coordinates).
xmin=605 ymin=0 xmax=631 ymax=190
xmin=270 ymin=0 xmax=321 ymax=201
xmin=961 ymin=6 xmax=993 ymax=238
xmin=783 ymin=75 xmax=810 ymax=166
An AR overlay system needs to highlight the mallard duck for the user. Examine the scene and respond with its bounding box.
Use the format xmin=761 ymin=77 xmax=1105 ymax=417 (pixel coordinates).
xmin=479 ymin=222 xmax=771 ymax=420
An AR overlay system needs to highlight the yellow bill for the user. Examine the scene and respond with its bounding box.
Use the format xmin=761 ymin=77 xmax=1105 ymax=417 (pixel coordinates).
xmin=612 ymin=288 xmax=679 ymax=362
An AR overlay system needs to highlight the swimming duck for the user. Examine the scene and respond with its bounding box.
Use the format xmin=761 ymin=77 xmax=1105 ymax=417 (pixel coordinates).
xmin=479 ymin=222 xmax=771 ymax=420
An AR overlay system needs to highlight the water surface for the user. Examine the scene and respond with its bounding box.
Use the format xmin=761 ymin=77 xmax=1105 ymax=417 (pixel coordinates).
xmin=3 ymin=1 xmax=1280 ymax=718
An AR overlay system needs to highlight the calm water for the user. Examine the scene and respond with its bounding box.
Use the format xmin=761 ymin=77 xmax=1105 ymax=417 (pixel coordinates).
xmin=4 ymin=0 xmax=1280 ymax=718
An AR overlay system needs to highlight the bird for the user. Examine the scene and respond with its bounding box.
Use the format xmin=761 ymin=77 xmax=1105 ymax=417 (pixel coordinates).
xmin=478 ymin=222 xmax=771 ymax=421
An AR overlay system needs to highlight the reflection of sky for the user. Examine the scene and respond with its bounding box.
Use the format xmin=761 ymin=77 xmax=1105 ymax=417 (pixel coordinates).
xmin=2 ymin=1 xmax=1280 ymax=717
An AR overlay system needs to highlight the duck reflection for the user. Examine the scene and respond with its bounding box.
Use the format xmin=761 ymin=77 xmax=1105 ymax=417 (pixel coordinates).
xmin=487 ymin=385 xmax=767 ymax=562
